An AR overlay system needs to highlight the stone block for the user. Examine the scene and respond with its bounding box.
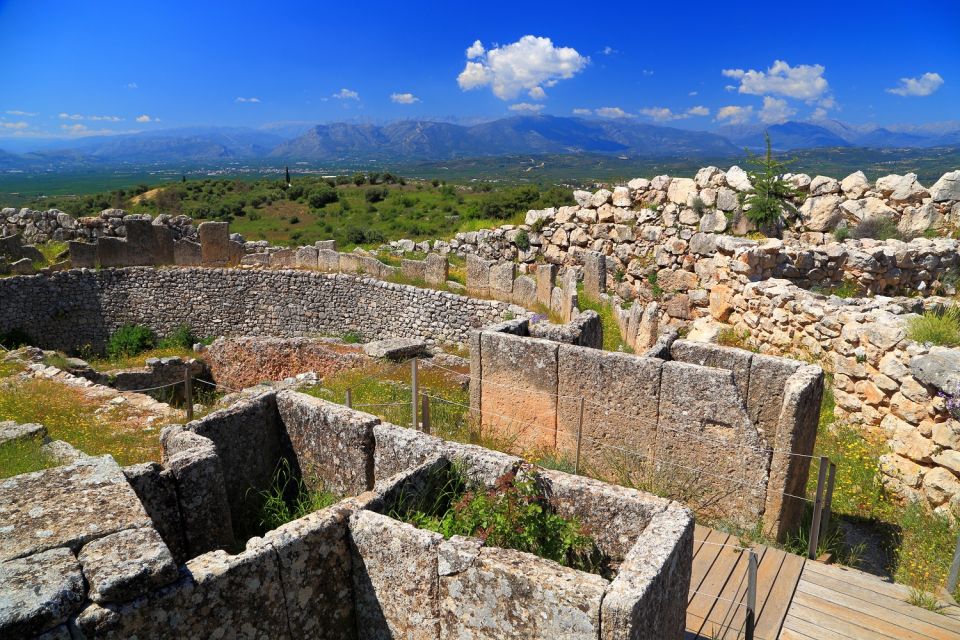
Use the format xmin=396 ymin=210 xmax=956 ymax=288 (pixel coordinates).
xmin=401 ymin=258 xmax=427 ymax=281
xmin=670 ymin=339 xmax=753 ymax=399
xmin=489 ymin=261 xmax=515 ymax=301
xmin=78 ymin=527 xmax=179 ymax=603
xmin=198 ymin=221 xmax=233 ymax=267
xmin=746 ymin=353 xmax=802 ymax=438
xmin=160 ymin=427 xmax=235 ymax=557
xmin=315 ymin=239 xmax=337 ymax=251
xmin=276 ymin=390 xmax=376 ymax=495
xmin=241 ymin=252 xmax=270 ymax=266
xmin=173 ymin=239 xmax=201 ymax=266
xmin=479 ymin=331 xmax=558 ymax=450
xmin=122 ymin=462 xmax=187 ymax=563
xmin=96 ymin=236 xmax=131 ymax=267
xmin=557 ymin=346 xmax=661 ymax=473
xmin=350 ymin=510 xmax=442 ymax=640
xmin=151 ymin=225 xmax=175 ymax=264
xmin=535 ymin=264 xmax=557 ymax=308
xmin=339 ymin=252 xmax=361 ymax=273
xmin=466 ymin=254 xmax=492 ymax=296
xmin=0 ymin=420 xmax=45 ymax=445
xmin=270 ymin=248 xmax=295 ymax=268
xmin=424 ymin=254 xmax=448 ymax=285
xmin=0 ymin=455 xmax=152 ymax=563
xmin=295 ymin=245 xmax=319 ymax=269
xmin=262 ymin=505 xmax=357 ymax=638
xmin=582 ymin=251 xmax=606 ymax=301
xmin=373 ymin=422 xmax=448 ymax=487
xmin=318 ymin=248 xmax=340 ymax=271
xmin=363 ymin=337 xmax=428 ymax=360
xmin=511 ymin=274 xmax=537 ymax=307
xmin=68 ymin=241 xmax=96 ymax=268
xmin=0 ymin=548 xmax=85 ymax=638
xmin=439 ymin=547 xmax=606 ymax=639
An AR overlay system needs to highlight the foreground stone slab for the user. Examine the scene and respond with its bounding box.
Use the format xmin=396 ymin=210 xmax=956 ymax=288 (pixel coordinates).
xmin=0 ymin=420 xmax=46 ymax=445
xmin=439 ymin=547 xmax=606 ymax=639
xmin=78 ymin=527 xmax=179 ymax=603
xmin=363 ymin=337 xmax=428 ymax=361
xmin=0 ymin=455 xmax=152 ymax=562
xmin=0 ymin=547 xmax=85 ymax=638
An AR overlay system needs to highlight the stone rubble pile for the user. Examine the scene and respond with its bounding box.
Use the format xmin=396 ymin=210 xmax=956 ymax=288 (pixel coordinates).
xmin=1 ymin=207 xmax=196 ymax=244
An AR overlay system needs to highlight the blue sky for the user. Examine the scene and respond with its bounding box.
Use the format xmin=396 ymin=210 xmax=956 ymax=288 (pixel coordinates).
xmin=0 ymin=0 xmax=957 ymax=140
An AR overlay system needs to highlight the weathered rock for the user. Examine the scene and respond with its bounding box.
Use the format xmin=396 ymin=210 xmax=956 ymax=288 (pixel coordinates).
xmin=930 ymin=170 xmax=960 ymax=202
xmin=78 ymin=527 xmax=179 ymax=603
xmin=799 ymin=195 xmax=843 ymax=231
xmin=667 ymin=178 xmax=697 ymax=205
xmin=0 ymin=548 xmax=85 ymax=638
xmin=0 ymin=420 xmax=46 ymax=445
xmin=809 ymin=175 xmax=841 ymax=196
xmin=909 ymin=347 xmax=960 ymax=393
xmin=875 ymin=173 xmax=928 ymax=203
xmin=726 ymin=165 xmax=752 ymax=192
xmin=0 ymin=455 xmax=152 ymax=563
xmin=572 ymin=190 xmax=593 ymax=207
xmin=840 ymin=171 xmax=870 ymax=198
xmin=363 ymin=337 xmax=428 ymax=361
xmin=590 ymin=188 xmax=613 ymax=208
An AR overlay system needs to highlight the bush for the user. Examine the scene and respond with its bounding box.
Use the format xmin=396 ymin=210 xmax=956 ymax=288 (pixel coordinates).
xmin=158 ymin=325 xmax=196 ymax=350
xmin=308 ymin=184 xmax=338 ymax=208
xmin=907 ymin=305 xmax=960 ymax=346
xmin=364 ymin=187 xmax=389 ymax=203
xmin=107 ymin=325 xmax=157 ymax=359
xmin=514 ymin=229 xmax=530 ymax=250
xmin=848 ymin=217 xmax=903 ymax=241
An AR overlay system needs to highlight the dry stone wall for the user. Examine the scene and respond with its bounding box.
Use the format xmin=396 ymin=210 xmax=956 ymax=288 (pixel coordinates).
xmin=0 ymin=267 xmax=527 ymax=353
xmin=2 ymin=207 xmax=195 ymax=243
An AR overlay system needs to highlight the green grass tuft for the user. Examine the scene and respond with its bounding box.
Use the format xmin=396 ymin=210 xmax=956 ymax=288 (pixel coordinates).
xmin=907 ymin=305 xmax=960 ymax=347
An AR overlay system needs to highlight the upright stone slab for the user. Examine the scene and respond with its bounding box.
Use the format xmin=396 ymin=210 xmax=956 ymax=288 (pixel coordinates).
xmin=77 ymin=527 xmax=179 ymax=603
xmin=511 ymin=274 xmax=537 ymax=307
xmin=401 ymin=259 xmax=427 ymax=281
xmin=489 ymin=261 xmax=515 ymax=302
xmin=466 ymin=254 xmax=492 ymax=297
xmin=151 ymin=225 xmax=175 ymax=265
xmin=295 ymin=245 xmax=319 ymax=269
xmin=535 ymin=264 xmax=557 ymax=308
xmin=318 ymin=248 xmax=340 ymax=271
xmin=315 ymin=239 xmax=336 ymax=252
xmin=173 ymin=239 xmax=201 ymax=266
xmin=339 ymin=253 xmax=361 ymax=274
xmin=424 ymin=254 xmax=448 ymax=285
xmin=68 ymin=241 xmax=96 ymax=268
xmin=95 ymin=236 xmax=130 ymax=267
xmin=269 ymin=248 xmax=294 ymax=268
xmin=122 ymin=462 xmax=188 ymax=563
xmin=124 ymin=219 xmax=158 ymax=266
xmin=198 ymin=221 xmax=233 ymax=267
xmin=582 ymin=250 xmax=606 ymax=301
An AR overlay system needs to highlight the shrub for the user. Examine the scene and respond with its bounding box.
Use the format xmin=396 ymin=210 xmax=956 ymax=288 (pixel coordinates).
xmin=256 ymin=460 xmax=338 ymax=531
xmin=158 ymin=325 xmax=196 ymax=350
xmin=739 ymin=133 xmax=804 ymax=230
xmin=342 ymin=330 xmax=363 ymax=344
xmin=514 ymin=229 xmax=530 ymax=251
xmin=364 ymin=187 xmax=389 ymax=203
xmin=833 ymin=226 xmax=850 ymax=242
xmin=691 ymin=196 xmax=707 ymax=217
xmin=848 ymin=217 xmax=902 ymax=241
xmin=107 ymin=325 xmax=157 ymax=359
xmin=907 ymin=305 xmax=960 ymax=347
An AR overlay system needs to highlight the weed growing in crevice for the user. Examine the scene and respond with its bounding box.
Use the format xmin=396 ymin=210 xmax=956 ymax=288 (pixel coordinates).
xmin=255 ymin=459 xmax=339 ymax=532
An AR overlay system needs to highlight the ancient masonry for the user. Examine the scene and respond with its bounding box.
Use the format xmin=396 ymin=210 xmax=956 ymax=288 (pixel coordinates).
xmin=2 ymin=388 xmax=694 ymax=639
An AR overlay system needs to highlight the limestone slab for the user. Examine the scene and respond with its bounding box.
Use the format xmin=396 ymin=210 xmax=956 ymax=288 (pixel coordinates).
xmin=78 ymin=527 xmax=179 ymax=603
xmin=0 ymin=548 xmax=85 ymax=638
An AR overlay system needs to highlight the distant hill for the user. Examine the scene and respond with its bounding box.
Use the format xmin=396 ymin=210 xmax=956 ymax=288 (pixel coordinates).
xmin=0 ymin=116 xmax=959 ymax=172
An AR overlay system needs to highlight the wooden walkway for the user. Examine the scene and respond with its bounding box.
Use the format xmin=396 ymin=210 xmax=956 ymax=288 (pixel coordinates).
xmin=687 ymin=524 xmax=960 ymax=640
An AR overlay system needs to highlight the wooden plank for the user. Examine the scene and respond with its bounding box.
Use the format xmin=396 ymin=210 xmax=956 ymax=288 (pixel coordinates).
xmin=799 ymin=563 xmax=960 ymax=635
xmin=687 ymin=539 xmax=748 ymax=638
xmin=753 ymin=551 xmax=805 ymax=640
xmin=802 ymin=560 xmax=916 ymax=600
xmin=785 ymin=601 xmax=885 ymax=639
xmin=689 ymin=528 xmax=731 ymax=600
xmin=795 ymin=579 xmax=957 ymax=640
xmin=779 ymin=625 xmax=824 ymax=640
xmin=694 ymin=523 xmax=712 ymax=559
xmin=717 ymin=546 xmax=768 ymax=640
xmin=782 ymin=610 xmax=852 ymax=640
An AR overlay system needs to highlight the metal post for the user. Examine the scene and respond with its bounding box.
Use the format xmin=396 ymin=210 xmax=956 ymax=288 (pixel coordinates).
xmin=745 ymin=550 xmax=758 ymax=640
xmin=410 ymin=358 xmax=419 ymax=430
xmin=819 ymin=462 xmax=837 ymax=546
xmin=574 ymin=397 xmax=585 ymax=475
xmin=808 ymin=456 xmax=828 ymax=560
xmin=184 ymin=368 xmax=194 ymax=422
xmin=345 ymin=389 xmax=352 ymax=409
xmin=948 ymin=532 xmax=960 ymax=594
xmin=421 ymin=394 xmax=431 ymax=435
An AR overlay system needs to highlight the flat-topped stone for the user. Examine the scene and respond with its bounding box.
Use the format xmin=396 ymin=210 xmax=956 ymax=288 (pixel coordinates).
xmin=0 ymin=547 xmax=85 ymax=638
xmin=78 ymin=527 xmax=179 ymax=603
xmin=0 ymin=455 xmax=152 ymax=562
xmin=363 ymin=337 xmax=428 ymax=361
xmin=0 ymin=420 xmax=46 ymax=445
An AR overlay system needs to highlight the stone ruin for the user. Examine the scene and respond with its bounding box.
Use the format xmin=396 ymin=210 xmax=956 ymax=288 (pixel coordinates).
xmin=1 ymin=389 xmax=693 ymax=639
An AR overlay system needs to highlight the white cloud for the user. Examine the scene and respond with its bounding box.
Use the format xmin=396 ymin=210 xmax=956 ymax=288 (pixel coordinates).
xmin=572 ymin=108 xmax=593 ymax=116
xmin=333 ymin=88 xmax=359 ymax=100
xmin=724 ymin=85 xmax=736 ymax=92
xmin=126 ymin=82 xmax=138 ymax=89
xmin=466 ymin=40 xmax=485 ymax=59
xmin=528 ymin=86 xmax=547 ymax=100
xmin=136 ymin=114 xmax=159 ymax=123
xmin=60 ymin=124 xmax=88 ymax=133
xmin=811 ymin=107 xmax=828 ymax=120
xmin=235 ymin=97 xmax=261 ymax=103
xmin=457 ymin=35 xmax=589 ymax=100
xmin=58 ymin=113 xmax=122 ymax=122
xmin=0 ymin=121 xmax=28 ymax=130
xmin=886 ymin=72 xmax=944 ymax=97
xmin=601 ymin=46 xmax=616 ymax=55
xmin=595 ymin=106 xmax=633 ymax=119
xmin=688 ymin=91 xmax=698 ymax=97
xmin=6 ymin=110 xmax=36 ymax=116
xmin=639 ymin=105 xmax=710 ymax=121
xmin=390 ymin=92 xmax=420 ymax=104
xmin=508 ymin=102 xmax=544 ymax=114
xmin=722 ymin=60 xmax=829 ymax=101
xmin=716 ymin=105 xmax=753 ymax=125
xmin=758 ymin=96 xmax=796 ymax=124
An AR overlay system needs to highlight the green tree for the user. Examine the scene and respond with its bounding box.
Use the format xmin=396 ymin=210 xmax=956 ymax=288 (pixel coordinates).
xmin=352 ymin=172 xmax=367 ymax=186
xmin=740 ymin=133 xmax=805 ymax=234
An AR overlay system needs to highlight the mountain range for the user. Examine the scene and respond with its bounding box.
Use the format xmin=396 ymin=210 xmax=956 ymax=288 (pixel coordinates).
xmin=2 ymin=116 xmax=959 ymax=170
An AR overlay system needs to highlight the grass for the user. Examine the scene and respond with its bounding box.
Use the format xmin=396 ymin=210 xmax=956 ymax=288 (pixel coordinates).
xmin=716 ymin=327 xmax=757 ymax=352
xmin=0 ymin=436 xmax=58 ymax=479
xmin=907 ymin=304 xmax=960 ymax=347
xmin=576 ymin=285 xmax=634 ymax=353
xmin=0 ymin=378 xmax=162 ymax=469
xmin=812 ymin=280 xmax=863 ymax=299
xmin=255 ymin=459 xmax=340 ymax=532
xmin=34 ymin=241 xmax=69 ymax=265
xmin=87 ymin=345 xmax=196 ymax=370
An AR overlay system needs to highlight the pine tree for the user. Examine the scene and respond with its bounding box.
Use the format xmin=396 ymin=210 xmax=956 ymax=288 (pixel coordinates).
xmin=740 ymin=133 xmax=805 ymax=233
xmin=284 ymin=166 xmax=291 ymax=186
